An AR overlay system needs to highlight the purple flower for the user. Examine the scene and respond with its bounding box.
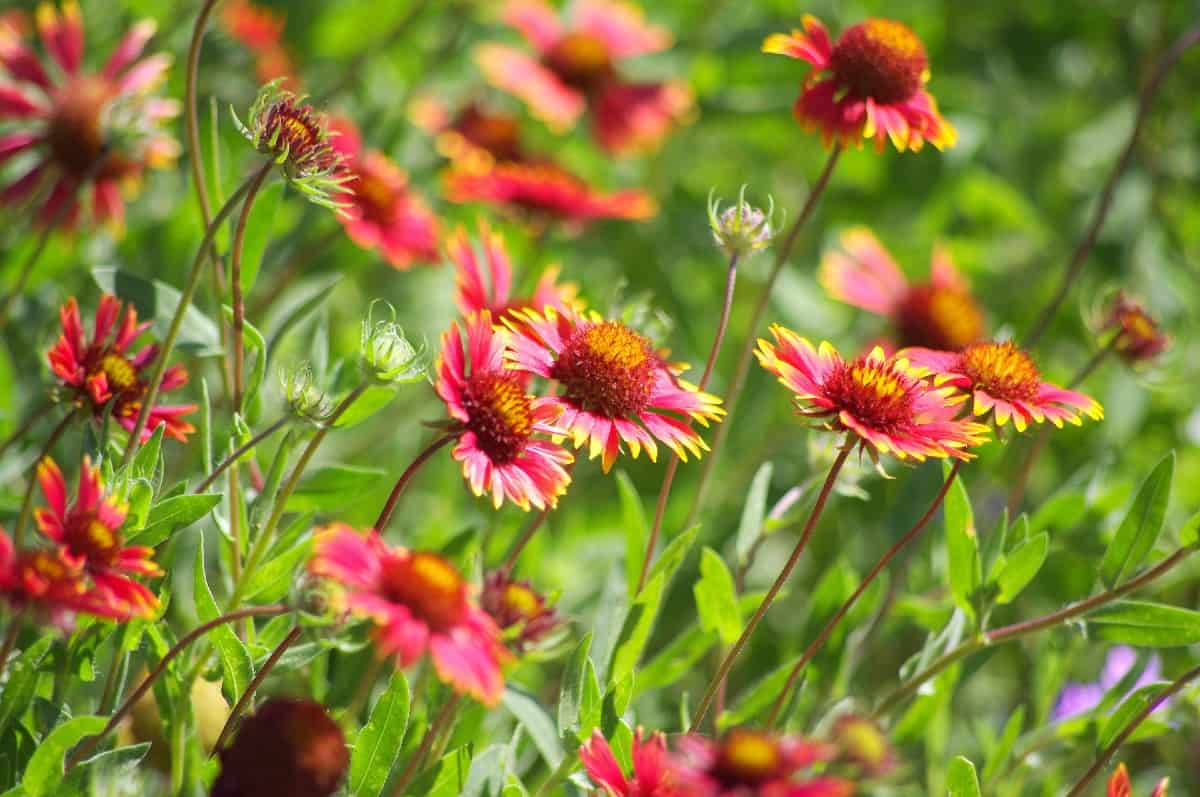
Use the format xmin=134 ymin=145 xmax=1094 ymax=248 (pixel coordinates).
xmin=1052 ymin=646 xmax=1165 ymax=721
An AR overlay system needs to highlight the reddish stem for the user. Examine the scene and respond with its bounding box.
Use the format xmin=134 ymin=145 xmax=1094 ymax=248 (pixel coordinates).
xmin=374 ymin=434 xmax=457 ymax=532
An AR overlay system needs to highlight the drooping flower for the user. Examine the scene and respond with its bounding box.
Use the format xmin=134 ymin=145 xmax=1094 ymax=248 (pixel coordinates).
xmin=579 ymin=728 xmax=679 ymax=797
xmin=756 ymin=326 xmax=988 ymax=462
xmin=1108 ymin=763 xmax=1169 ymax=797
xmin=819 ymin=228 xmax=984 ymax=351
xmin=48 ymin=295 xmax=196 ymax=443
xmin=309 ymin=524 xmax=510 ymax=705
xmin=505 ymin=307 xmax=724 ymax=473
xmin=904 ymin=341 xmax=1103 ymax=432
xmin=1053 ymin=646 xmax=1167 ymax=722
xmin=35 ymin=456 xmax=159 ymax=618
xmin=763 ymin=15 xmax=955 ymax=152
xmin=481 ymin=570 xmax=564 ymax=652
xmin=212 ymin=698 xmax=348 ymax=797
xmin=444 ymin=159 xmax=655 ymax=227
xmin=233 ymin=80 xmax=347 ymax=209
xmin=0 ymin=527 xmax=140 ymax=624
xmin=675 ymin=730 xmax=852 ymax=797
xmin=436 ymin=312 xmax=573 ymax=511
xmin=449 ymin=221 xmax=576 ymax=324
xmin=1101 ymin=291 xmax=1170 ymax=365
xmin=476 ymin=0 xmax=692 ymax=154
xmin=328 ymin=117 xmax=439 ymax=270
xmin=0 ymin=1 xmax=180 ymax=230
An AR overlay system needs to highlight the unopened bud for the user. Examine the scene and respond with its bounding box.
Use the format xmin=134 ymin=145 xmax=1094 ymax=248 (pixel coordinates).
xmin=360 ymin=302 xmax=427 ymax=385
xmin=709 ymin=186 xmax=774 ymax=258
xmin=282 ymin=364 xmax=333 ymax=424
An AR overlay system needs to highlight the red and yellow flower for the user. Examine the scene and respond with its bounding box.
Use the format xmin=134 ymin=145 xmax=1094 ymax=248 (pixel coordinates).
xmin=904 ymin=341 xmax=1103 ymax=432
xmin=1101 ymin=291 xmax=1170 ymax=365
xmin=819 ymin=227 xmax=984 ymax=351
xmin=329 ymin=117 xmax=439 ymax=270
xmin=476 ymin=0 xmax=691 ymax=154
xmin=48 ymin=294 xmax=196 ymax=443
xmin=675 ymin=730 xmax=851 ymax=797
xmin=481 ymin=570 xmax=563 ymax=653
xmin=756 ymin=326 xmax=989 ymax=462
xmin=220 ymin=0 xmax=300 ymax=91
xmin=580 ymin=728 xmax=678 ymax=797
xmin=1108 ymin=763 xmax=1169 ymax=797
xmin=505 ymin=307 xmax=724 ymax=473
xmin=436 ymin=312 xmax=574 ymax=511
xmin=0 ymin=2 xmax=180 ymax=230
xmin=309 ymin=524 xmax=510 ymax=706
xmin=449 ymin=221 xmax=576 ymax=324
xmin=411 ymin=99 xmax=527 ymax=171
xmin=764 ymin=15 xmax=954 ymax=152
xmin=35 ymin=456 xmax=160 ymax=618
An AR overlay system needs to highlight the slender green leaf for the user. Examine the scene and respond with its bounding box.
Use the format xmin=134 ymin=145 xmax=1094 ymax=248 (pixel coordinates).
xmin=947 ymin=755 xmax=982 ymax=797
xmin=287 ymin=465 xmax=385 ymax=512
xmin=610 ymin=573 xmax=664 ymax=687
xmin=0 ymin=637 xmax=53 ymax=738
xmin=92 ymin=267 xmax=221 ymax=356
xmin=694 ymin=547 xmax=741 ymax=645
xmin=1097 ymin=682 xmax=1171 ymax=750
xmin=192 ymin=540 xmax=252 ymax=701
xmin=349 ymin=672 xmax=409 ymax=797
xmin=128 ymin=494 xmax=221 ymax=546
xmin=128 ymin=424 xmax=164 ymax=485
xmin=239 ymin=536 xmax=313 ymax=604
xmin=615 ymin=471 xmax=648 ymax=601
xmin=22 ymin=715 xmax=105 ymax=797
xmin=1178 ymin=508 xmax=1200 ymax=547
xmin=995 ymin=532 xmax=1049 ymax=604
xmin=502 ymin=687 xmax=563 ymax=767
xmin=717 ymin=654 xmax=801 ymax=731
xmin=557 ymin=633 xmax=592 ymax=736
xmin=944 ymin=465 xmax=980 ymax=616
xmin=982 ymin=706 xmax=1025 ymax=783
xmin=1087 ymin=600 xmax=1200 ymax=647
xmin=1100 ymin=452 xmax=1174 ymax=588
xmin=238 ymin=179 xmax=284 ymax=293
xmin=636 ymin=623 xmax=716 ymax=695
xmin=735 ymin=462 xmax=773 ymax=564
xmin=645 ymin=524 xmax=700 ymax=593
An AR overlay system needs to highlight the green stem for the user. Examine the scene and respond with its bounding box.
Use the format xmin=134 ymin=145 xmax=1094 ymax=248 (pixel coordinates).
xmin=388 ymin=694 xmax=461 ymax=797
xmin=0 ymin=224 xmax=53 ymax=327
xmin=533 ymin=754 xmax=577 ymax=797
xmin=0 ymin=610 xmax=24 ymax=674
xmin=689 ymin=439 xmax=852 ymax=730
xmin=230 ymin=166 xmax=271 ymax=411
xmin=0 ymin=398 xmax=53 ymax=458
xmin=120 ymin=163 xmax=273 ymax=466
xmin=193 ymin=416 xmax=288 ymax=493
xmin=13 ymin=411 xmax=75 ymax=546
xmin=682 ymin=144 xmax=842 ymax=534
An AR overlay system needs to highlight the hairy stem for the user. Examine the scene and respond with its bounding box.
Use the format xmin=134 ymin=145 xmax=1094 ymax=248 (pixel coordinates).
xmin=683 ymin=145 xmax=842 ymax=533
xmin=374 ymin=433 xmax=457 ymax=532
xmin=211 ymin=625 xmax=303 ymax=755
xmin=690 ymin=441 xmax=852 ymax=730
xmin=1023 ymin=24 xmax=1200 ymax=348
xmin=766 ymin=460 xmax=962 ymax=727
xmin=230 ymin=167 xmax=272 ymax=411
xmin=194 ymin=416 xmax=288 ymax=493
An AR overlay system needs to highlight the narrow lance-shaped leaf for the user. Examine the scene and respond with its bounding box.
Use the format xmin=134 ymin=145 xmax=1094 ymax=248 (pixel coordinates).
xmin=1099 ymin=452 xmax=1174 ymax=588
xmin=994 ymin=532 xmax=1049 ymax=604
xmin=946 ymin=755 xmax=982 ymax=797
xmin=694 ymin=547 xmax=741 ymax=645
xmin=349 ymin=671 xmax=409 ymax=797
xmin=735 ymin=462 xmax=773 ymax=564
xmin=943 ymin=463 xmax=981 ymax=617
xmin=1087 ymin=600 xmax=1200 ymax=647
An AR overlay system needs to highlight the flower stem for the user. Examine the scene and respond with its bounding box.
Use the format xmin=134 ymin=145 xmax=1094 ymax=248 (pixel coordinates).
xmin=373 ymin=433 xmax=457 ymax=533
xmin=501 ymin=509 xmax=550 ymax=574
xmin=689 ymin=440 xmax=852 ymax=731
xmin=231 ymin=166 xmax=272 ymax=412
xmin=388 ymin=694 xmax=461 ymax=797
xmin=66 ymin=604 xmax=290 ymax=771
xmin=13 ymin=411 xmax=74 ymax=546
xmin=1065 ymin=663 xmax=1200 ymax=797
xmin=0 ymin=224 xmax=53 ymax=327
xmin=765 ymin=461 xmax=962 ymax=728
xmin=227 ymin=383 xmax=368 ymax=611
xmin=194 ymin=416 xmax=288 ymax=493
xmin=872 ymin=544 xmax=1197 ymax=719
xmin=682 ymin=144 xmax=842 ymax=534
xmin=211 ymin=625 xmax=302 ymax=756
xmin=1023 ymin=24 xmax=1200 ymax=349
xmin=0 ymin=610 xmax=24 ymax=675
xmin=637 ymin=252 xmax=739 ymax=592
xmin=0 ymin=398 xmax=52 ymax=460
xmin=120 ymin=163 xmax=273 ymax=466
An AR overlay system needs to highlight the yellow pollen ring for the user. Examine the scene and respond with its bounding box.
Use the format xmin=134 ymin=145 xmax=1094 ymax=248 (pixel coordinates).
xmin=862 ymin=18 xmax=923 ymax=60
xmin=582 ymin=322 xmax=650 ymax=370
xmin=409 ymin=553 xmax=464 ymax=594
xmin=721 ymin=731 xmax=780 ymax=775
xmin=99 ymin=353 xmax=139 ymax=392
xmin=503 ymin=583 xmax=541 ymax=618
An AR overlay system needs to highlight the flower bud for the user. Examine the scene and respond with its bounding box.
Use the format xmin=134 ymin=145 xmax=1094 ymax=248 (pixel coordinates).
xmin=709 ymin=186 xmax=774 ymax=258
xmin=360 ymin=302 xmax=427 ymax=385
xmin=1100 ymin=290 xmax=1169 ymax=365
xmin=481 ymin=570 xmax=564 ymax=653
xmin=282 ymin=364 xmax=333 ymax=424
xmin=832 ymin=714 xmax=896 ymax=778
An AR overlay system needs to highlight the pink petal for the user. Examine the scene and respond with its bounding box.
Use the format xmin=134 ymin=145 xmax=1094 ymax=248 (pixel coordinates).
xmin=575 ymin=0 xmax=670 ymax=58
xmin=475 ymin=43 xmax=585 ymax=131
xmin=36 ymin=0 xmax=84 ymax=75
xmin=502 ymin=0 xmax=562 ymax=52
xmin=103 ymin=19 xmax=156 ymax=79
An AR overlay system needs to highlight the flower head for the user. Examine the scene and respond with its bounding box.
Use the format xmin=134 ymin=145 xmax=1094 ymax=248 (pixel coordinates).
xmin=219 ymin=0 xmax=298 ymax=90
xmin=48 ymin=294 xmax=196 ymax=443
xmin=676 ymin=730 xmax=851 ymax=797
xmin=34 ymin=456 xmax=159 ymax=618
xmin=756 ymin=326 xmax=988 ymax=462
xmin=476 ymin=0 xmax=691 ymax=154
xmin=233 ymin=80 xmax=347 ymax=208
xmin=0 ymin=527 xmax=141 ymax=624
xmin=819 ymin=228 xmax=984 ymax=351
xmin=449 ymin=221 xmax=576 ymax=324
xmin=764 ymin=15 xmax=954 ymax=152
xmin=709 ymin=188 xmax=774 ymax=259
xmin=580 ymin=728 xmax=679 ymax=797
xmin=1101 ymin=291 xmax=1169 ymax=365
xmin=445 ymin=159 xmax=655 ymax=228
xmin=904 ymin=341 xmax=1103 ymax=432
xmin=1108 ymin=764 xmax=1169 ymax=797
xmin=309 ymin=524 xmax=510 ymax=705
xmin=436 ymin=312 xmax=573 ymax=510
xmin=481 ymin=570 xmax=564 ymax=652
xmin=329 ymin=117 xmax=439 ymax=269
xmin=506 ymin=307 xmax=724 ymax=473
xmin=831 ymin=715 xmax=895 ymax=778
xmin=412 ymin=99 xmax=527 ymax=170
xmin=212 ymin=698 xmax=348 ymax=797
xmin=0 ymin=2 xmax=180 ymax=230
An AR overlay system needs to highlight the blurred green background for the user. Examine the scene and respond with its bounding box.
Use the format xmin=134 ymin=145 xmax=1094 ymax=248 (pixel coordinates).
xmin=1 ymin=0 xmax=1198 ymax=794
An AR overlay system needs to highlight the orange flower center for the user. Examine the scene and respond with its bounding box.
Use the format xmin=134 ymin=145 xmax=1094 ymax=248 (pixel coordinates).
xmin=821 ymin=356 xmax=915 ymax=431
xmin=543 ymin=32 xmax=614 ymax=91
xmin=502 ymin=582 xmax=542 ymax=621
xmin=46 ymin=75 xmax=115 ymax=178
xmin=896 ymin=285 xmax=984 ymax=351
xmin=350 ymin=160 xmax=398 ymax=224
xmin=551 ymin=321 xmax=657 ymax=418
xmin=830 ymin=18 xmax=927 ymax=104
xmin=960 ymin=341 xmax=1041 ymax=402
xmin=380 ymin=552 xmax=468 ymax=631
xmin=711 ymin=729 xmax=784 ymax=786
xmin=461 ymin=371 xmax=534 ymax=464
xmin=98 ymin=352 xmax=141 ymax=393
xmin=64 ymin=514 xmax=122 ymax=565
xmin=452 ymin=106 xmax=523 ymax=163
